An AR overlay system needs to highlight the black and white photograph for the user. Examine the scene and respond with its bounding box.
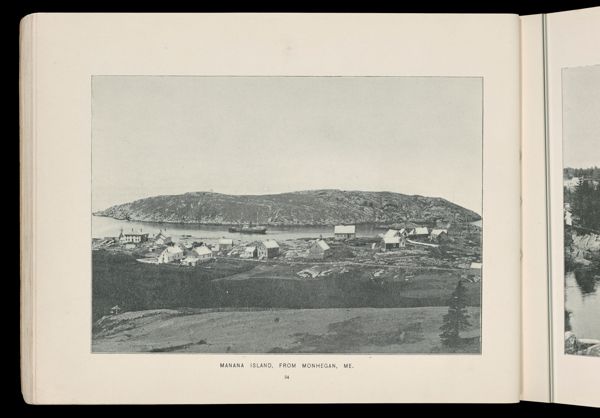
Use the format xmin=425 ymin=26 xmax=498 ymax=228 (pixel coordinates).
xmin=91 ymin=76 xmax=483 ymax=354
xmin=562 ymin=65 xmax=600 ymax=357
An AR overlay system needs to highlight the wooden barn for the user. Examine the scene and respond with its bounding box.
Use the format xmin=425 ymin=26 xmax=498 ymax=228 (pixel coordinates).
xmin=193 ymin=245 xmax=213 ymax=261
xmin=334 ymin=225 xmax=356 ymax=240
xmin=258 ymin=239 xmax=280 ymax=259
xmin=309 ymin=239 xmax=331 ymax=259
xmin=119 ymin=229 xmax=149 ymax=244
xmin=429 ymin=229 xmax=449 ymax=242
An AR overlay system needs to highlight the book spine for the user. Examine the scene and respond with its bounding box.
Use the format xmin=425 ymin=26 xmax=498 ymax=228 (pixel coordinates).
xmin=20 ymin=12 xmax=36 ymax=405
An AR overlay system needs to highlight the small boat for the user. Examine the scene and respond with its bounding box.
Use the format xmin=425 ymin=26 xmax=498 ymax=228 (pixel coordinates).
xmin=228 ymin=225 xmax=267 ymax=234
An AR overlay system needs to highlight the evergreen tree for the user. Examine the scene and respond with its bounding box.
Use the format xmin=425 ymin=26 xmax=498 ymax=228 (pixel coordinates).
xmin=571 ymin=177 xmax=600 ymax=231
xmin=440 ymin=280 xmax=472 ymax=347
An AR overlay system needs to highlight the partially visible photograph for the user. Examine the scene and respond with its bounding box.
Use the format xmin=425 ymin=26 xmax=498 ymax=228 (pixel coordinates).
xmin=91 ymin=76 xmax=483 ymax=354
xmin=562 ymin=65 xmax=600 ymax=357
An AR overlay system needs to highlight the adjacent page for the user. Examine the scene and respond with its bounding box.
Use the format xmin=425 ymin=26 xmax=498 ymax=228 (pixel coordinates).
xmin=21 ymin=13 xmax=521 ymax=404
xmin=545 ymin=6 xmax=600 ymax=408
xmin=520 ymin=13 xmax=551 ymax=404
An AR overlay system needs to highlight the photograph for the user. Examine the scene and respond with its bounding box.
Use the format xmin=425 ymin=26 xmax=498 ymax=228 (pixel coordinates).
xmin=562 ymin=65 xmax=600 ymax=357
xmin=91 ymin=76 xmax=483 ymax=354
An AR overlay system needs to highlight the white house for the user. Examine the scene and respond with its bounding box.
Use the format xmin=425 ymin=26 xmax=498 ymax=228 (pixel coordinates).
xmin=382 ymin=228 xmax=407 ymax=248
xmin=429 ymin=229 xmax=448 ymax=242
xmin=383 ymin=229 xmax=400 ymax=238
xmin=258 ymin=239 xmax=280 ymax=259
xmin=218 ymin=238 xmax=234 ymax=250
xmin=193 ymin=245 xmax=213 ymax=261
xmin=119 ymin=229 xmax=149 ymax=244
xmin=334 ymin=225 xmax=356 ymax=240
xmin=409 ymin=227 xmax=429 ymax=237
xmin=382 ymin=236 xmax=401 ymax=250
xmin=154 ymin=231 xmax=172 ymax=245
xmin=181 ymin=256 xmax=200 ymax=266
xmin=240 ymin=246 xmax=258 ymax=259
xmin=157 ymin=245 xmax=184 ymax=264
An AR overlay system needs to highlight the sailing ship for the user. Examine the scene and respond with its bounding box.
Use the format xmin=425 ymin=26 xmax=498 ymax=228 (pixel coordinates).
xmin=228 ymin=224 xmax=268 ymax=234
xmin=228 ymin=218 xmax=267 ymax=234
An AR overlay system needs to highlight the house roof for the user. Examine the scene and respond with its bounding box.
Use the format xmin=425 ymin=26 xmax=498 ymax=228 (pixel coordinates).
xmin=194 ymin=246 xmax=212 ymax=256
xmin=261 ymin=239 xmax=279 ymax=249
xmin=430 ymin=229 xmax=448 ymax=236
xmin=164 ymin=245 xmax=183 ymax=254
xmin=313 ymin=239 xmax=330 ymax=250
xmin=334 ymin=225 xmax=355 ymax=234
xmin=413 ymin=227 xmax=429 ymax=235
xmin=383 ymin=236 xmax=401 ymax=244
xmin=470 ymin=262 xmax=482 ymax=269
xmin=182 ymin=256 xmax=199 ymax=262
xmin=219 ymin=238 xmax=233 ymax=245
xmin=384 ymin=229 xmax=399 ymax=238
xmin=244 ymin=246 xmax=257 ymax=253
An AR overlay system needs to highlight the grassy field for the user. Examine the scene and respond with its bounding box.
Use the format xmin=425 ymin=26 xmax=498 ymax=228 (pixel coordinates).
xmin=93 ymin=251 xmax=480 ymax=321
xmin=92 ymin=306 xmax=481 ymax=354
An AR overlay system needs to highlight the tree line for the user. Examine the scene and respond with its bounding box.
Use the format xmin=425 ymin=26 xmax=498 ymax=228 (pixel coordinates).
xmin=564 ymin=166 xmax=600 ymax=181
xmin=566 ymin=176 xmax=600 ymax=231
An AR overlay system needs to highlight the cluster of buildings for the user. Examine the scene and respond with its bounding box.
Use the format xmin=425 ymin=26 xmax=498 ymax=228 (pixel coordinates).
xmin=157 ymin=243 xmax=214 ymax=266
xmin=112 ymin=222 xmax=473 ymax=268
xmin=125 ymin=228 xmax=286 ymax=265
xmin=237 ymin=239 xmax=283 ymax=259
xmin=332 ymin=224 xmax=449 ymax=252
xmin=153 ymin=237 xmax=281 ymax=266
xmin=333 ymin=224 xmax=448 ymax=244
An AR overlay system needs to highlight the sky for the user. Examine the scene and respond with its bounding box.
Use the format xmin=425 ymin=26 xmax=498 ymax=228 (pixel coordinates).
xmin=92 ymin=76 xmax=483 ymax=214
xmin=563 ymin=65 xmax=600 ymax=169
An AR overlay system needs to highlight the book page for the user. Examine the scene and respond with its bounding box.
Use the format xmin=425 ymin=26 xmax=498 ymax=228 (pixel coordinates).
xmin=22 ymin=13 xmax=521 ymax=404
xmin=545 ymin=6 xmax=600 ymax=408
xmin=520 ymin=13 xmax=551 ymax=403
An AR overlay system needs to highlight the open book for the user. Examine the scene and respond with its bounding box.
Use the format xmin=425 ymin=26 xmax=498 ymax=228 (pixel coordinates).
xmin=19 ymin=9 xmax=600 ymax=406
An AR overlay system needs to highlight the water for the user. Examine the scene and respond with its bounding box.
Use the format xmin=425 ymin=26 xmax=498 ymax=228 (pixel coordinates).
xmin=565 ymin=270 xmax=600 ymax=340
xmin=92 ymin=215 xmax=386 ymax=244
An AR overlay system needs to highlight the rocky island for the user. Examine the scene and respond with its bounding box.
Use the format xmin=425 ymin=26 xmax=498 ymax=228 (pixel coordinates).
xmin=94 ymin=189 xmax=481 ymax=226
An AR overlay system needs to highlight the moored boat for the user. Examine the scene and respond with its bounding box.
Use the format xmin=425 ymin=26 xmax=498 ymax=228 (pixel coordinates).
xmin=228 ymin=225 xmax=267 ymax=234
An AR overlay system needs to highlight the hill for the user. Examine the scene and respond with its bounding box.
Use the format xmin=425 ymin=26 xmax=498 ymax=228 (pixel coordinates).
xmin=94 ymin=189 xmax=480 ymax=226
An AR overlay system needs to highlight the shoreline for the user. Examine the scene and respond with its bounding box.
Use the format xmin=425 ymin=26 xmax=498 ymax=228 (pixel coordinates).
xmin=92 ymin=213 xmax=483 ymax=228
